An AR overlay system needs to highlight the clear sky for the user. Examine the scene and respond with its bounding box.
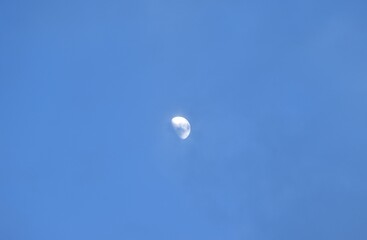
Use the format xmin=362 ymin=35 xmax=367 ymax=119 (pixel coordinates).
xmin=1 ymin=0 xmax=367 ymax=239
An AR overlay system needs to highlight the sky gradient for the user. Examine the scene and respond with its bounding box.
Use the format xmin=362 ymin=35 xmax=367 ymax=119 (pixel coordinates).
xmin=1 ymin=0 xmax=367 ymax=239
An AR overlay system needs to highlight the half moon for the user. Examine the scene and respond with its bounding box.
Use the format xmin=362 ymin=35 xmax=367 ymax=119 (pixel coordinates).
xmin=171 ymin=116 xmax=191 ymax=139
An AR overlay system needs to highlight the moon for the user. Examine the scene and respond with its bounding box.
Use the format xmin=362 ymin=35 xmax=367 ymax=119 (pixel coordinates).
xmin=171 ymin=116 xmax=191 ymax=139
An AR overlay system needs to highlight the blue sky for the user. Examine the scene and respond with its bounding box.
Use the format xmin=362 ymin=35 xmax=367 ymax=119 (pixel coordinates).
xmin=1 ymin=0 xmax=367 ymax=239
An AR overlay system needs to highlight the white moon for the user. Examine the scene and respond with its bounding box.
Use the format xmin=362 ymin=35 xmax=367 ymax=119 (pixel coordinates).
xmin=171 ymin=116 xmax=191 ymax=139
